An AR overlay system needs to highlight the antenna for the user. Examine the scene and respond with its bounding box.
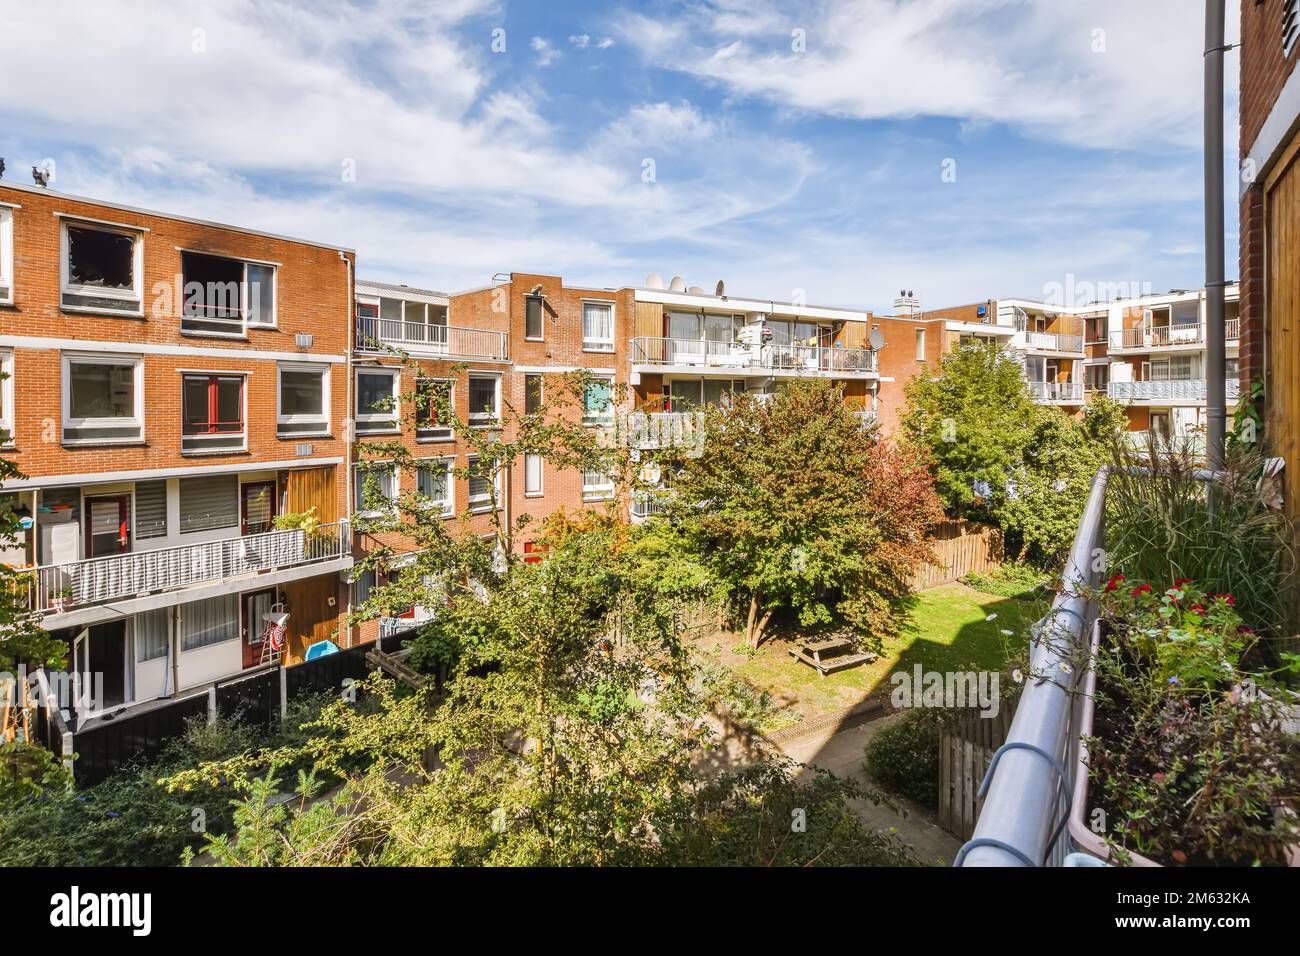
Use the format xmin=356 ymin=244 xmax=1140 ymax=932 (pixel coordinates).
xmin=868 ymin=328 xmax=885 ymax=350
xmin=715 ymin=280 xmax=726 ymax=297
xmin=644 ymin=272 xmax=664 ymax=289
xmin=31 ymin=164 xmax=50 ymax=187
xmin=669 ymin=276 xmax=686 ymax=292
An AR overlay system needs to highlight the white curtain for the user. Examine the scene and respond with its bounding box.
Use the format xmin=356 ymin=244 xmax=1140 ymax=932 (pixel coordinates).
xmin=179 ymin=594 xmax=238 ymax=652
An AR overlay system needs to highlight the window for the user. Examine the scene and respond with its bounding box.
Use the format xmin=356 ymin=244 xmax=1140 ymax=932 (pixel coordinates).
xmin=135 ymin=480 xmax=168 ymax=540
xmin=376 ymin=297 xmax=447 ymax=346
xmin=583 ymin=377 xmax=613 ymax=426
xmin=135 ymin=607 xmax=170 ymax=663
xmin=180 ymin=594 xmax=239 ymax=652
xmin=468 ymin=374 xmax=500 ymax=426
xmin=525 ymin=295 xmax=544 ymax=340
xmin=62 ymin=353 xmax=143 ymax=444
xmin=582 ymin=301 xmax=615 ymax=351
xmin=277 ymin=365 xmax=329 ymax=436
xmin=1286 ymin=0 xmax=1298 ymax=57
xmin=915 ymin=328 xmax=926 ymax=361
xmin=416 ymin=378 xmax=453 ymax=440
xmin=525 ymin=374 xmax=543 ymax=415
xmin=525 ymin=454 xmax=544 ymax=496
xmin=180 ymin=252 xmax=277 ymax=334
xmin=354 ymin=462 xmax=399 ymax=516
xmin=467 ymin=457 xmax=499 ymax=513
xmin=61 ymin=220 xmax=143 ymax=315
xmin=0 ymin=206 xmax=13 ymax=305
xmin=355 ymin=368 xmax=400 ymax=434
xmin=182 ymin=374 xmax=245 ymax=453
xmin=417 ymin=458 xmax=454 ymax=516
xmin=353 ymin=569 xmax=376 ymax=609
xmin=179 ymin=475 xmax=239 ymax=534
xmin=0 ymin=350 xmax=12 ymax=445
xmin=582 ymin=468 xmax=614 ymax=501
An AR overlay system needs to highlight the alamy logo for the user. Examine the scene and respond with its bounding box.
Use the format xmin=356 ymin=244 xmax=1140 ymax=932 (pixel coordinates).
xmin=890 ymin=664 xmax=1000 ymax=718
xmin=49 ymin=886 xmax=151 ymax=937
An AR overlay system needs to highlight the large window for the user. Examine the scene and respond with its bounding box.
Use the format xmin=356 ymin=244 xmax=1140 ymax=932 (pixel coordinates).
xmin=467 ymin=457 xmax=499 ymax=513
xmin=354 ymin=462 xmax=399 ymax=517
xmin=180 ymin=252 xmax=276 ymax=334
xmin=524 ymin=374 xmax=543 ymax=415
xmin=62 ymin=353 xmax=143 ymax=444
xmin=179 ymin=474 xmax=240 ymax=534
xmin=355 ymin=368 xmax=400 ymax=434
xmin=468 ymin=374 xmax=500 ymax=426
xmin=0 ymin=350 xmax=12 ymax=445
xmin=525 ymin=454 xmax=544 ymax=496
xmin=915 ymin=328 xmax=926 ymax=361
xmin=583 ymin=377 xmax=613 ymax=427
xmin=582 ymin=301 xmax=615 ymax=352
xmin=182 ymin=374 xmax=245 ymax=453
xmin=525 ymin=295 xmax=544 ymax=340
xmin=134 ymin=480 xmax=168 ymax=540
xmin=277 ymin=365 xmax=329 ymax=436
xmin=135 ymin=607 xmax=170 ymax=663
xmin=416 ymin=378 xmax=453 ymax=441
xmin=0 ymin=206 xmax=13 ymax=305
xmin=180 ymin=594 xmax=239 ymax=652
xmin=582 ymin=468 xmax=614 ymax=501
xmin=60 ymin=220 xmax=143 ymax=315
xmin=416 ymin=458 xmax=454 ymax=516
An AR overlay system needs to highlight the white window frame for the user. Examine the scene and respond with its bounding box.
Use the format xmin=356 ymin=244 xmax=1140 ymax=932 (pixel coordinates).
xmin=60 ymin=218 xmax=144 ymax=317
xmin=525 ymin=294 xmax=545 ymax=342
xmin=582 ymin=468 xmax=614 ymax=502
xmin=915 ymin=328 xmax=926 ymax=361
xmin=61 ymin=352 xmax=145 ymax=445
xmin=416 ymin=457 xmax=456 ymax=517
xmin=354 ymin=461 xmax=399 ymax=518
xmin=416 ymin=377 xmax=454 ymax=441
xmin=243 ymin=262 xmax=277 ymax=328
xmin=468 ymin=373 xmax=502 ymax=428
xmin=1285 ymin=0 xmax=1298 ymax=58
xmin=582 ymin=299 xmax=616 ymax=352
xmin=0 ymin=350 xmax=13 ymax=446
xmin=354 ymin=367 xmax=401 ymax=434
xmin=276 ymin=363 xmax=331 ymax=437
xmin=179 ymin=251 xmax=278 ymax=335
xmin=0 ymin=206 xmax=14 ymax=306
xmin=180 ymin=371 xmax=248 ymax=455
xmin=524 ymin=453 xmax=544 ymax=497
xmin=467 ymin=456 xmax=501 ymax=513
xmin=583 ymin=375 xmax=615 ymax=427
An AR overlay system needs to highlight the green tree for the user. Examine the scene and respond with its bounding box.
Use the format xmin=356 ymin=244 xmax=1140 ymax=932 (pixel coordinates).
xmin=660 ymin=379 xmax=942 ymax=649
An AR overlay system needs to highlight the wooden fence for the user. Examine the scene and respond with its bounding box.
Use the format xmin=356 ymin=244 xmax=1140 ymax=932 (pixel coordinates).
xmin=912 ymin=520 xmax=1003 ymax=590
xmin=937 ymin=708 xmax=1014 ymax=841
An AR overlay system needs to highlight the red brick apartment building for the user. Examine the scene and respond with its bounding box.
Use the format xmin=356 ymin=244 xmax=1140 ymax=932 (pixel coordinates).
xmin=925 ymin=285 xmax=1243 ymax=447
xmin=0 ymin=180 xmax=353 ymax=728
xmin=1239 ymin=0 xmax=1300 ymax=524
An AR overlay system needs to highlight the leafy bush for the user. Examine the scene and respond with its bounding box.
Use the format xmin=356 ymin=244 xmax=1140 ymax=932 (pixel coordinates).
xmin=863 ymin=710 xmax=949 ymax=808
xmin=961 ymin=561 xmax=1050 ymax=599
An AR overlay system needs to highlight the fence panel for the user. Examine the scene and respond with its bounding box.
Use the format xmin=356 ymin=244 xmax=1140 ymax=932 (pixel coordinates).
xmin=215 ymin=668 xmax=280 ymax=727
xmin=912 ymin=520 xmax=1004 ymax=590
xmin=72 ymin=692 xmax=209 ymax=787
xmin=286 ymin=644 xmax=371 ymax=700
xmin=938 ymin=709 xmax=1014 ymax=841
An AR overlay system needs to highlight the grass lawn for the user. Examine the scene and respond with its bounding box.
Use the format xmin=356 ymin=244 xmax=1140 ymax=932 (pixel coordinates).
xmin=695 ymin=582 xmax=1047 ymax=734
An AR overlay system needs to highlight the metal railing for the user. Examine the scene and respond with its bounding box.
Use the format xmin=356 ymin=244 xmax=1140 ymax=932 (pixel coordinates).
xmin=1028 ymin=381 xmax=1085 ymax=402
xmin=956 ymin=470 xmax=1107 ymax=866
xmin=355 ymin=316 xmax=508 ymax=361
xmin=625 ymin=411 xmax=705 ymax=450
xmin=630 ymin=491 xmax=672 ymax=520
xmin=629 ymin=337 xmax=878 ymax=375
xmin=1014 ymin=329 xmax=1084 ymax=353
xmin=1124 ymin=431 xmax=1207 ymax=457
xmin=30 ymin=521 xmax=350 ymax=614
xmin=1109 ymin=320 xmax=1240 ymax=350
xmin=1107 ymin=379 xmax=1239 ymax=402
xmin=378 ymin=612 xmax=434 ymax=639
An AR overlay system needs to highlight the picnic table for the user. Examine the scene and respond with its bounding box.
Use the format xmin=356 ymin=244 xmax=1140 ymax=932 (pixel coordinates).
xmin=788 ymin=636 xmax=876 ymax=677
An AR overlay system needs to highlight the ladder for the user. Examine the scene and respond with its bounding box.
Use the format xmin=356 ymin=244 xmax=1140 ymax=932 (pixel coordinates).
xmin=259 ymin=603 xmax=289 ymax=666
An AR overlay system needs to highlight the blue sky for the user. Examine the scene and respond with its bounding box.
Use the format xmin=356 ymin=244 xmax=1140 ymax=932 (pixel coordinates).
xmin=0 ymin=0 xmax=1241 ymax=314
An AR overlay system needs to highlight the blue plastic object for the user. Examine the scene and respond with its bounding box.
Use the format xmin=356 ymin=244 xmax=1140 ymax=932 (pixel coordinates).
xmin=304 ymin=640 xmax=340 ymax=660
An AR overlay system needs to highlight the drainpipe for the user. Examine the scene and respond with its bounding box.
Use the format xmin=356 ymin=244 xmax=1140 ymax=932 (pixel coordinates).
xmin=1204 ymin=0 xmax=1228 ymax=471
xmin=341 ymin=252 xmax=355 ymax=646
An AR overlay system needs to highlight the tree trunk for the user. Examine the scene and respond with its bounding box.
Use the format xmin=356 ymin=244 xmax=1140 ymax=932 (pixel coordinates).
xmin=751 ymin=608 xmax=775 ymax=649
xmin=745 ymin=593 xmax=759 ymax=647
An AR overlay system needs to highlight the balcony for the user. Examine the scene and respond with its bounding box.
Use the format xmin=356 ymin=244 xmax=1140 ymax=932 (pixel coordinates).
xmin=1109 ymin=320 xmax=1240 ymax=352
xmin=630 ymin=490 xmax=672 ymax=522
xmin=355 ymin=316 xmax=508 ymax=362
xmin=27 ymin=522 xmax=351 ymax=617
xmin=1107 ymin=379 xmax=1240 ymax=403
xmin=629 ymin=337 xmax=878 ymax=378
xmin=1028 ymin=381 xmax=1084 ymax=403
xmin=624 ymin=411 xmax=705 ymax=451
xmin=1012 ymin=329 xmax=1084 ymax=354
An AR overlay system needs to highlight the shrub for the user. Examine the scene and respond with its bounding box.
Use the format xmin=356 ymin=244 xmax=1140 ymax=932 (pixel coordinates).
xmin=863 ymin=710 xmax=949 ymax=808
xmin=962 ymin=561 xmax=1050 ymax=599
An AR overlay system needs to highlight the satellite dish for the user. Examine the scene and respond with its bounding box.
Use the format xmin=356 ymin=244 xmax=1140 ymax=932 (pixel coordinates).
xmin=869 ymin=328 xmax=885 ymax=350
xmin=715 ymin=280 xmax=726 ymax=297
xmin=687 ymin=285 xmax=704 ymax=295
xmin=645 ymin=272 xmax=664 ymax=289
xmin=669 ymin=276 xmax=686 ymax=292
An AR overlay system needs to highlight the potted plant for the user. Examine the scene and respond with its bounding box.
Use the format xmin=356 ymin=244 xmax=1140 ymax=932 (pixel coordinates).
xmin=47 ymin=585 xmax=73 ymax=612
xmin=1068 ymin=577 xmax=1300 ymax=866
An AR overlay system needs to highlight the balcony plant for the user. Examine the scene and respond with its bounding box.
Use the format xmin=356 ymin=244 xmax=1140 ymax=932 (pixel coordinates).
xmin=47 ymin=585 xmax=73 ymax=613
xmin=1072 ymin=577 xmax=1300 ymax=866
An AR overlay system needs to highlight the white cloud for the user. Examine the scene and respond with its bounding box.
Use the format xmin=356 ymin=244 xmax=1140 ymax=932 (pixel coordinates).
xmin=569 ymin=34 xmax=591 ymax=48
xmin=531 ymin=36 xmax=560 ymax=66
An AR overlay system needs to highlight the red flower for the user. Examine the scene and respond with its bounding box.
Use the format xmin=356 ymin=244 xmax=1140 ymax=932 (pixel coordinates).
xmin=1188 ymin=604 xmax=1206 ymax=615
xmin=1131 ymin=583 xmax=1152 ymax=597
xmin=1104 ymin=574 xmax=1126 ymax=593
xmin=1174 ymin=578 xmax=1193 ymax=587
xmin=1215 ymin=593 xmax=1236 ymax=607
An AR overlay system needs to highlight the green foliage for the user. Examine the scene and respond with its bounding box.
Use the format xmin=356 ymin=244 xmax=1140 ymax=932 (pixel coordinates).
xmin=0 ymin=740 xmax=71 ymax=802
xmin=862 ymin=710 xmax=949 ymax=808
xmin=961 ymin=561 xmax=1050 ymax=599
xmin=662 ymin=379 xmax=942 ymax=648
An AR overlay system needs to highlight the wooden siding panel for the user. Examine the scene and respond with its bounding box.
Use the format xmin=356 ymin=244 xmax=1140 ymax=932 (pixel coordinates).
xmin=1267 ymin=145 xmax=1300 ymax=529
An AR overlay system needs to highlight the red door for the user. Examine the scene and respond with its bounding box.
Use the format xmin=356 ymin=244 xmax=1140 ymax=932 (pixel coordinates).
xmin=241 ymin=587 xmax=278 ymax=668
xmin=85 ymin=495 xmax=130 ymax=558
xmin=240 ymin=481 xmax=277 ymax=536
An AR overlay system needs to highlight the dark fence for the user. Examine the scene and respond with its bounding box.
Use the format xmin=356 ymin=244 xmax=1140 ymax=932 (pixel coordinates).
xmin=69 ymin=643 xmax=377 ymax=787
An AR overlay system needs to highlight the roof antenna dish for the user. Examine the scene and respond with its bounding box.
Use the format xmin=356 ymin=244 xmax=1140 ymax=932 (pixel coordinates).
xmin=669 ymin=276 xmax=686 ymax=292
xmin=869 ymin=328 xmax=885 ymax=350
xmin=644 ymin=272 xmax=664 ymax=289
xmin=687 ymin=285 xmax=705 ymax=294
xmin=715 ymin=280 xmax=726 ymax=297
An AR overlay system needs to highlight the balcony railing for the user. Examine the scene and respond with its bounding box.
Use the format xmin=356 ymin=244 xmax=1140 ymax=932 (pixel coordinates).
xmin=625 ymin=411 xmax=705 ymax=450
xmin=1107 ymin=379 xmax=1240 ymax=402
xmin=630 ymin=491 xmax=672 ymax=520
xmin=1124 ymin=431 xmax=1207 ymax=457
xmin=28 ymin=522 xmax=350 ymax=614
xmin=1028 ymin=381 xmax=1085 ymax=402
xmin=629 ymin=337 xmax=878 ymax=376
xmin=355 ymin=316 xmax=508 ymax=361
xmin=1109 ymin=320 xmax=1240 ymax=351
xmin=1013 ymin=329 xmax=1084 ymax=353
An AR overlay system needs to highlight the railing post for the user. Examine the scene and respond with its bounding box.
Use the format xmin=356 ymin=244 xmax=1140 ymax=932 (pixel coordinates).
xmin=207 ymin=686 xmax=217 ymax=726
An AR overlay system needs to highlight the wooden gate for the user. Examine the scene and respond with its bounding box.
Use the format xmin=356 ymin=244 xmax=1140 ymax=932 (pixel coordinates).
xmin=912 ymin=520 xmax=1004 ymax=590
xmin=937 ymin=708 xmax=1013 ymax=841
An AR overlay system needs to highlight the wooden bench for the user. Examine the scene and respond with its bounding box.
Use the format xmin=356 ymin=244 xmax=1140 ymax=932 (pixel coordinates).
xmin=788 ymin=637 xmax=877 ymax=677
